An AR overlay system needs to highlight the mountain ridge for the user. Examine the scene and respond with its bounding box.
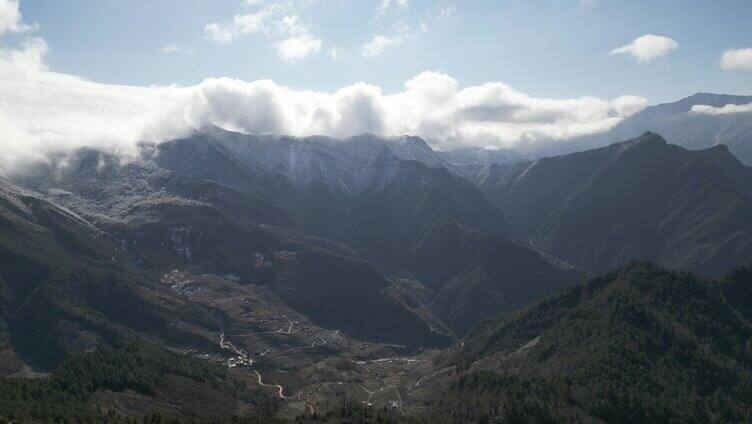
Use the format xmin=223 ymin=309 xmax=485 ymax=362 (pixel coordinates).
xmin=541 ymin=92 xmax=752 ymax=164
xmin=476 ymin=132 xmax=752 ymax=276
xmin=424 ymin=261 xmax=752 ymax=422
xmin=3 ymin=124 xmax=752 ymax=422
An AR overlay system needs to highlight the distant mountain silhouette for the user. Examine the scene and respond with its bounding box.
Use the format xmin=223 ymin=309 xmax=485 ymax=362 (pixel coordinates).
xmin=526 ymin=93 xmax=752 ymax=164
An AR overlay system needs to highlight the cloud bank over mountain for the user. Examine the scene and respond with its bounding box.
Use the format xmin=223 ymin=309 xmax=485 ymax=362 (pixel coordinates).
xmin=692 ymin=102 xmax=752 ymax=115
xmin=0 ymin=0 xmax=648 ymax=174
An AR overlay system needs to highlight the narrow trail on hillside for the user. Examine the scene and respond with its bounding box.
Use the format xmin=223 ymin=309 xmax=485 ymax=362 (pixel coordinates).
xmin=253 ymin=370 xmax=301 ymax=399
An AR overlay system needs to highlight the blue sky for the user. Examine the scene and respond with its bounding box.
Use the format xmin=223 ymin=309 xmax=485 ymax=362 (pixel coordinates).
xmin=1 ymin=0 xmax=751 ymax=172
xmin=18 ymin=0 xmax=752 ymax=103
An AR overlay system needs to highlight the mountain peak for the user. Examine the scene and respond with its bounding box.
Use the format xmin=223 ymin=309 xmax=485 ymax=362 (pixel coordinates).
xmin=703 ymin=143 xmax=733 ymax=155
xmin=686 ymin=92 xmax=721 ymax=100
xmin=689 ymin=143 xmax=744 ymax=167
xmin=639 ymin=131 xmax=666 ymax=143
xmin=384 ymin=135 xmax=446 ymax=168
xmin=617 ymin=131 xmax=667 ymax=151
xmin=675 ymin=92 xmax=752 ymax=109
xmin=393 ymin=134 xmax=429 ymax=146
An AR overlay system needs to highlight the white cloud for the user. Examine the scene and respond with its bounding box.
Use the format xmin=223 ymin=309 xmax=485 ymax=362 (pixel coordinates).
xmin=277 ymin=14 xmax=304 ymax=34
xmin=0 ymin=0 xmax=34 ymax=35
xmin=328 ymin=48 xmax=341 ymax=60
xmin=720 ymin=48 xmax=752 ymax=71
xmin=204 ymin=23 xmax=234 ymax=43
xmin=610 ymin=34 xmax=679 ymax=63
xmin=204 ymin=10 xmax=269 ymax=43
xmin=376 ymin=0 xmax=408 ymax=18
xmin=436 ymin=0 xmax=457 ymax=20
xmin=276 ymin=34 xmax=321 ymax=60
xmin=692 ymin=103 xmax=752 ymax=115
xmin=0 ymin=32 xmax=649 ymax=174
xmin=0 ymin=8 xmax=648 ymax=172
xmin=161 ymin=44 xmax=180 ymax=53
xmin=0 ymin=38 xmax=188 ymax=173
xmin=274 ymin=15 xmax=321 ymax=60
xmin=205 ymin=8 xmax=322 ymax=61
xmin=161 ymin=44 xmax=195 ymax=55
xmin=362 ymin=34 xmax=405 ymax=57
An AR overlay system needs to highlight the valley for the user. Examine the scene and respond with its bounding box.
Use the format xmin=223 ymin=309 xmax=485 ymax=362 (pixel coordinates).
xmin=3 ymin=2 xmax=751 ymax=421
xmin=158 ymin=269 xmax=444 ymax=418
xmin=1 ymin=129 xmax=752 ymax=422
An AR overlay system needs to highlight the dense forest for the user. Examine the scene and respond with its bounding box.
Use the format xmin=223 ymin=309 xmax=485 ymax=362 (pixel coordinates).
xmin=427 ymin=263 xmax=752 ymax=423
xmin=4 ymin=262 xmax=752 ymax=423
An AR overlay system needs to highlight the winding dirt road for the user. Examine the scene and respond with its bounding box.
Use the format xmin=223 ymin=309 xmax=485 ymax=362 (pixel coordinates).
xmin=253 ymin=370 xmax=300 ymax=399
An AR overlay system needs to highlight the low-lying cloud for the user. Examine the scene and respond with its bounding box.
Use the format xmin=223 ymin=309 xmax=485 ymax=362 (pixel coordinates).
xmin=0 ymin=0 xmax=649 ymax=175
xmin=692 ymin=103 xmax=752 ymax=115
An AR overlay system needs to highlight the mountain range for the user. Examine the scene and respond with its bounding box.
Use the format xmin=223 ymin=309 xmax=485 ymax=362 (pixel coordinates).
xmin=521 ymin=93 xmax=752 ymax=165
xmin=7 ymin=128 xmax=587 ymax=354
xmin=476 ymin=132 xmax=752 ymax=276
xmin=2 ymin=112 xmax=752 ymax=422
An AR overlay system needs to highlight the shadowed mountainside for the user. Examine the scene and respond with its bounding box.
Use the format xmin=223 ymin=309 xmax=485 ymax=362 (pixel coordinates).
xmin=429 ymin=262 xmax=752 ymax=423
xmin=477 ymin=132 xmax=752 ymax=276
